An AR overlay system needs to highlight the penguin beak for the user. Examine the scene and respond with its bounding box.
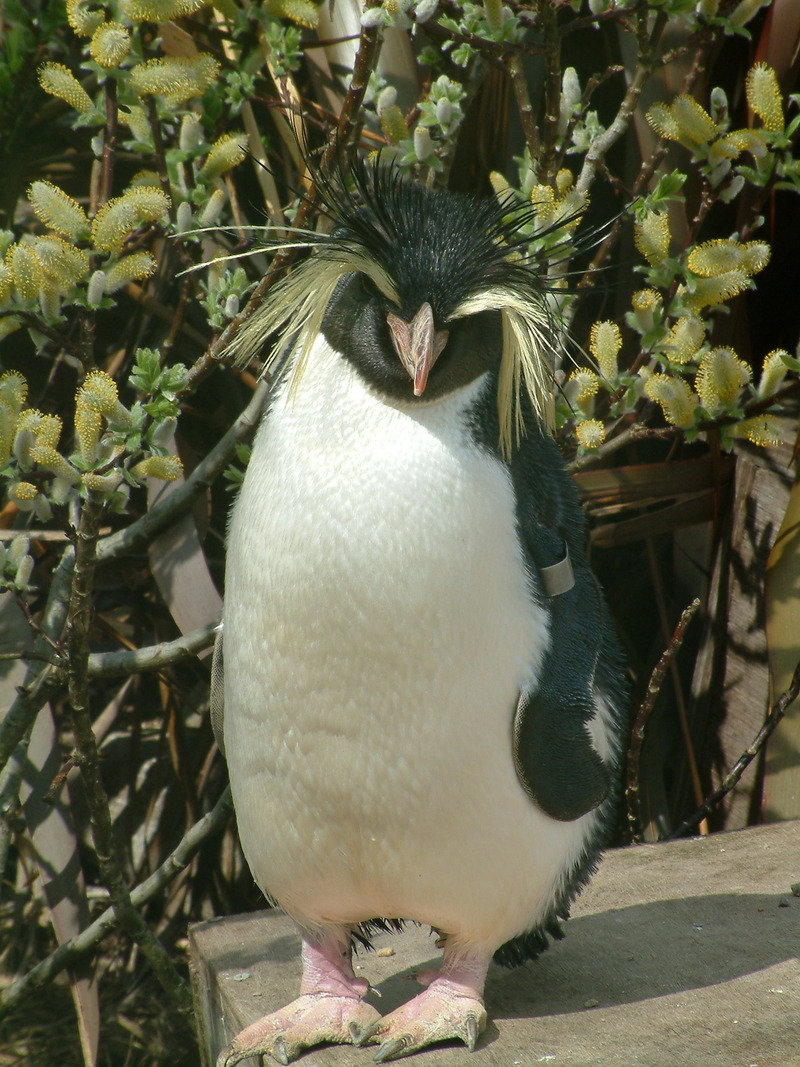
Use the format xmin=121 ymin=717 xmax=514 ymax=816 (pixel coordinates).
xmin=386 ymin=302 xmax=449 ymax=396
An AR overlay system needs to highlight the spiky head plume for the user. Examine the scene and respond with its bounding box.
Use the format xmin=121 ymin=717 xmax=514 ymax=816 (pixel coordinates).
xmin=224 ymin=160 xmax=562 ymax=457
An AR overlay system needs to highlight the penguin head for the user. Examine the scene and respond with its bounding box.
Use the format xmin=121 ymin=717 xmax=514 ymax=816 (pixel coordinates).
xmin=226 ymin=161 xmax=562 ymax=454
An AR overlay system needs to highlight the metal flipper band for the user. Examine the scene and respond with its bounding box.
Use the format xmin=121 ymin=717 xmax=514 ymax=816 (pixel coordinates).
xmin=540 ymin=543 xmax=575 ymax=596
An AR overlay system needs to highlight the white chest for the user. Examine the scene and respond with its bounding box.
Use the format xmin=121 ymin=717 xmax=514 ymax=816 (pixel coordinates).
xmin=223 ymin=340 xmax=591 ymax=950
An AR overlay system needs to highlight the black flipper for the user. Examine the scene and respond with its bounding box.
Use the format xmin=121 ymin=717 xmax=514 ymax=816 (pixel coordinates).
xmin=513 ymin=568 xmax=611 ymax=821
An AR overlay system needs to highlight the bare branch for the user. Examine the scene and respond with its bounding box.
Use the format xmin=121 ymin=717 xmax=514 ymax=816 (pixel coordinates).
xmin=626 ymin=598 xmax=701 ymax=842
xmin=664 ymin=659 xmax=800 ymax=841
xmin=66 ymin=492 xmax=192 ymax=1014
xmin=0 ymin=787 xmax=232 ymax=1017
xmin=87 ymin=620 xmax=217 ymax=677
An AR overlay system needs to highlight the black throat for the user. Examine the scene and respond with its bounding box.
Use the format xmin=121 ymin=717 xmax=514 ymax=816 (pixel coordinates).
xmin=321 ymin=273 xmax=504 ymax=403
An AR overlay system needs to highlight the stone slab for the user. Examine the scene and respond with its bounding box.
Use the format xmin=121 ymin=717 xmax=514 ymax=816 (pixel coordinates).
xmin=190 ymin=821 xmax=800 ymax=1067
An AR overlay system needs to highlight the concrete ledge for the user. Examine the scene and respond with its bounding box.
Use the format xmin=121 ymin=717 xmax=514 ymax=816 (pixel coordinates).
xmin=190 ymin=821 xmax=800 ymax=1067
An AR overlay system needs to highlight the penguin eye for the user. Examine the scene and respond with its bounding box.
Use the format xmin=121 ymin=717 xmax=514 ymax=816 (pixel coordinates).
xmin=353 ymin=272 xmax=387 ymax=306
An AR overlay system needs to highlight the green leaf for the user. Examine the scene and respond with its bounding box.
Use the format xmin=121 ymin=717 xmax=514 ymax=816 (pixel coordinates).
xmin=778 ymin=352 xmax=800 ymax=373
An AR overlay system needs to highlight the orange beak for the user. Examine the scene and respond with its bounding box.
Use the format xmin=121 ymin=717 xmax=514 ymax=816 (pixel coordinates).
xmin=386 ymin=302 xmax=449 ymax=396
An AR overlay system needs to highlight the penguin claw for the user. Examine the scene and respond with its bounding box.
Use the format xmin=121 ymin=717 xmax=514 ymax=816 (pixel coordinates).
xmin=462 ymin=1011 xmax=480 ymax=1052
xmin=369 ymin=985 xmax=487 ymax=1060
xmin=374 ymin=1036 xmax=410 ymax=1062
xmin=215 ymin=993 xmax=382 ymax=1065
xmin=271 ymin=1036 xmax=290 ymax=1066
xmin=350 ymin=1018 xmax=383 ymax=1046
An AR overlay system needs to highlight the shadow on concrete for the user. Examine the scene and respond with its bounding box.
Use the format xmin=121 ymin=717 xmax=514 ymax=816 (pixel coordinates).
xmin=201 ymin=892 xmax=797 ymax=1020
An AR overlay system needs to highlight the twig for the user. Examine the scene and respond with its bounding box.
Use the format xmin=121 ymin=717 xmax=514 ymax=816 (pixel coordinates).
xmin=646 ymin=539 xmax=708 ymax=832
xmin=664 ymin=659 xmax=800 ymax=841
xmin=65 ymin=492 xmax=192 ymax=1013
xmin=575 ymin=7 xmax=666 ymax=197
xmin=0 ymin=787 xmax=233 ymax=1018
xmin=626 ymin=598 xmax=701 ymax=842
xmin=537 ymin=0 xmax=562 ymax=188
xmin=87 ymin=619 xmax=217 ymax=677
xmin=507 ymin=49 xmax=539 ymax=164
xmin=101 ymin=77 xmax=117 ymax=204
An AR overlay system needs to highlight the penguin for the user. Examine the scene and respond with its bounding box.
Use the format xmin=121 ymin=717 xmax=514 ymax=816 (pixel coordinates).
xmin=213 ymin=162 xmax=627 ymax=1065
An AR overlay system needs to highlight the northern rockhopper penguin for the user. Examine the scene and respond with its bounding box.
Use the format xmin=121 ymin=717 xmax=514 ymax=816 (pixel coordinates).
xmin=212 ymin=163 xmax=628 ymax=1064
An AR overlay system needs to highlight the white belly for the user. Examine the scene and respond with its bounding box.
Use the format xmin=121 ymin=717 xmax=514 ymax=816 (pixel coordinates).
xmin=224 ymin=338 xmax=600 ymax=954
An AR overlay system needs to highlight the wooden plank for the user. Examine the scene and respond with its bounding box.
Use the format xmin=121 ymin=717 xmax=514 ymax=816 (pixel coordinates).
xmin=765 ymin=468 xmax=800 ymax=819
xmin=687 ymin=441 xmax=794 ymax=828
xmin=190 ymin=821 xmax=800 ymax=1067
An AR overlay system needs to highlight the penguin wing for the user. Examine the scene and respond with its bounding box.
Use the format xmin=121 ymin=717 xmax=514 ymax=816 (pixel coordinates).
xmin=512 ymin=572 xmax=611 ymax=822
xmin=509 ymin=432 xmax=611 ymax=823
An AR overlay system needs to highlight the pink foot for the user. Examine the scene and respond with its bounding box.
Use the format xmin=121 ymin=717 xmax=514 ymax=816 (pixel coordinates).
xmin=216 ymin=932 xmax=381 ymax=1066
xmin=368 ymin=952 xmax=489 ymax=1062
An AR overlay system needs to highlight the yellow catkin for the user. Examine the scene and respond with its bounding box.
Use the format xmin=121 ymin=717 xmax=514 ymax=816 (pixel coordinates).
xmin=646 ymin=103 xmax=681 ymax=141
xmin=38 ymin=62 xmax=94 ymax=113
xmin=130 ymin=54 xmax=220 ymax=106
xmin=90 ymin=22 xmax=132 ymax=69
xmin=379 ymin=105 xmax=409 ymax=146
xmin=121 ymin=105 xmax=152 ymax=142
xmin=569 ymin=368 xmax=600 ymax=403
xmin=644 ymin=374 xmax=697 ymax=427
xmin=734 ymin=414 xmax=782 ymax=447
xmin=121 ymin=0 xmax=210 ymax=20
xmin=32 ymin=413 xmax=63 ymax=449
xmin=530 ymin=185 xmax=556 ymax=222
xmin=671 ymin=96 xmax=718 ymax=145
xmin=92 ymin=188 xmax=171 ymax=253
xmin=589 ymin=321 xmax=622 ymax=380
xmin=0 ymin=370 xmax=28 ymax=413
xmin=664 ymin=316 xmax=705 ymax=364
xmin=200 ymin=134 xmax=247 ymax=180
xmin=630 ymin=289 xmax=661 ymax=331
xmin=33 ymin=236 xmax=89 ymax=293
xmin=66 ymin=0 xmax=105 ymax=36
xmin=74 ymin=401 xmax=102 ymax=466
xmin=266 ymin=0 xmax=320 ymax=27
xmin=758 ymin=350 xmax=789 ymax=398
xmin=720 ymin=128 xmax=769 ymax=159
xmin=687 ymin=239 xmax=743 ymax=277
xmin=79 ymin=370 xmax=119 ymax=414
xmin=740 ymin=241 xmax=770 ymax=276
xmin=695 ymin=347 xmax=751 ymax=409
xmin=631 ymin=289 xmax=661 ymax=312
xmin=634 ymin=212 xmax=670 ymax=265
xmin=576 ymin=419 xmax=606 ymax=449
xmin=128 ymin=170 xmax=161 ymax=190
xmin=105 ymin=252 xmax=157 ymax=292
xmin=28 ymin=181 xmax=90 ymax=241
xmin=7 ymin=243 xmax=42 ymax=300
xmin=0 ymin=260 xmax=12 ymax=303
xmin=30 ymin=444 xmax=80 ymax=483
xmin=82 ymin=471 xmax=123 ymax=493
xmin=131 ymin=454 xmax=184 ymax=481
xmin=683 ymin=270 xmax=750 ymax=311
xmin=555 ymin=169 xmax=574 ymax=196
xmin=745 ymin=62 xmax=784 ymax=132
xmin=11 ymin=482 xmax=38 ymax=503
